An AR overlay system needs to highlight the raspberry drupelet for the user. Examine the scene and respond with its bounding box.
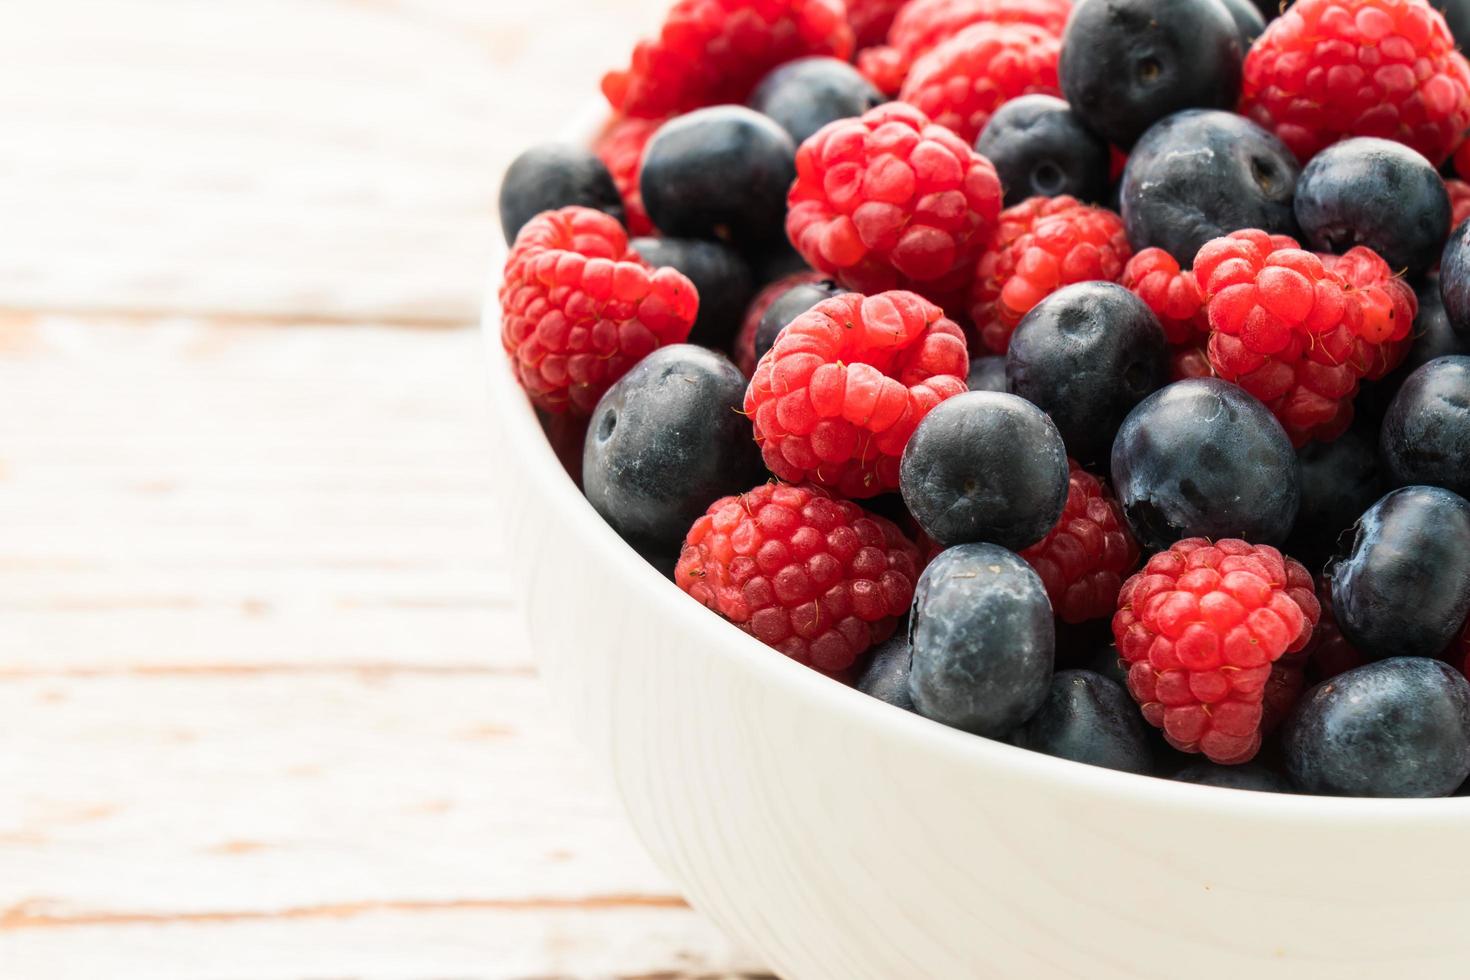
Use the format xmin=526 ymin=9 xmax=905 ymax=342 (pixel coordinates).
xmin=1019 ymin=461 xmax=1141 ymax=624
xmin=602 ymin=0 xmax=855 ymax=119
xmin=1194 ymin=229 xmax=1414 ymax=444
xmin=499 ymin=206 xmax=698 ymax=414
xmin=1240 ymin=0 xmax=1470 ymax=166
xmin=675 ymin=482 xmax=922 ymax=673
xmin=1447 ymin=177 xmax=1470 ymax=230
xmin=594 ymin=115 xmax=666 ymax=236
xmin=897 ymin=22 xmax=1062 ymax=145
xmin=745 ymin=290 xmax=970 ymax=498
xmin=969 ymin=195 xmax=1131 ymax=355
xmin=1113 ymin=538 xmax=1321 ymax=764
xmin=1121 ymin=247 xmax=1208 ymax=347
xmin=849 ymin=0 xmax=909 ymax=49
xmin=786 ymin=103 xmax=1004 ymax=306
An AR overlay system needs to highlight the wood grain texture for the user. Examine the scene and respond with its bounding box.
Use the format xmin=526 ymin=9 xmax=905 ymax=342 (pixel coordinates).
xmin=0 ymin=0 xmax=771 ymax=974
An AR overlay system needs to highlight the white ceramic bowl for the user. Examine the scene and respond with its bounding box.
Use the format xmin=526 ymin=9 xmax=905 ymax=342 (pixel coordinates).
xmin=484 ymin=110 xmax=1470 ymax=980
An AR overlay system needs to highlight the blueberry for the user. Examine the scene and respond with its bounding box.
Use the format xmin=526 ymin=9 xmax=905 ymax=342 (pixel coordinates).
xmin=583 ymin=345 xmax=765 ymax=563
xmin=1006 ymin=281 xmax=1168 ymax=467
xmin=749 ymin=57 xmax=884 ymax=147
xmin=1111 ymin=379 xmax=1300 ymax=551
xmin=498 ymin=143 xmax=624 ymax=245
xmin=899 ymin=392 xmax=1069 ymax=549
xmin=1382 ymin=356 xmax=1470 ymax=497
xmin=1216 ymin=0 xmax=1267 ymax=45
xmin=1173 ymin=761 xmax=1291 ymax=793
xmin=1012 ymin=670 xmax=1153 ymax=774
xmin=1284 ymin=427 xmax=1384 ymax=575
xmin=753 ymin=278 xmax=845 ymax=366
xmin=1121 ymin=110 xmax=1299 ymax=262
xmin=967 ymin=355 xmax=1008 ymax=393
xmin=1294 ymin=138 xmax=1450 ymax=280
xmin=1083 ymin=643 xmax=1129 ymax=688
xmin=908 ymin=543 xmax=1055 ymax=736
xmin=1441 ymin=219 xmax=1470 ymax=334
xmin=1357 ymin=275 xmax=1470 ymax=426
xmin=752 ymin=239 xmax=814 ymax=286
xmin=631 ymin=237 xmax=754 ymax=349
xmin=640 ymin=106 xmax=796 ymax=249
xmin=1329 ymin=486 xmax=1470 ymax=659
xmin=974 ymin=95 xmax=1111 ymax=206
xmin=1284 ymin=658 xmax=1470 ymax=797
xmin=1059 ymin=0 xmax=1243 ymax=149
xmin=855 ymin=632 xmax=915 ymax=712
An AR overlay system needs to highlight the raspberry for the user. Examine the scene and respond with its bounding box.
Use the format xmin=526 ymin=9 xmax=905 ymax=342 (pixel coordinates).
xmin=1456 ymin=137 xmax=1470 ymax=179
xmin=1113 ymin=538 xmax=1321 ymax=764
xmin=1240 ymin=0 xmax=1470 ymax=166
xmin=1019 ymin=461 xmax=1141 ymax=624
xmin=859 ymin=0 xmax=1073 ymax=95
xmin=734 ymin=270 xmax=826 ymax=376
xmin=745 ymin=290 xmax=970 ymax=497
xmin=897 ymin=23 xmax=1062 ymax=145
xmin=969 ymin=195 xmax=1131 ymax=354
xmin=1303 ymin=576 xmax=1368 ymax=682
xmin=594 ymin=116 xmax=665 ymax=236
xmin=602 ymin=0 xmax=855 ymax=119
xmin=1121 ymin=247 xmax=1208 ymax=347
xmin=675 ymin=482 xmax=922 ymax=673
xmin=1194 ymin=229 xmax=1414 ymax=444
xmin=1169 ymin=344 xmax=1214 ymax=381
xmin=786 ymin=103 xmax=1004 ymax=305
xmin=498 ymin=207 xmax=698 ymax=414
xmin=1447 ymin=177 xmax=1470 ymax=229
xmin=849 ymin=0 xmax=908 ymax=48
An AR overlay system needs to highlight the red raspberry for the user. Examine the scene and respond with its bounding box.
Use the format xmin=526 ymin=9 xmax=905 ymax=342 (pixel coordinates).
xmin=676 ymin=482 xmax=921 ymax=673
xmin=1121 ymin=247 xmax=1208 ymax=347
xmin=859 ymin=0 xmax=1072 ymax=95
xmin=498 ymin=207 xmax=697 ymax=414
xmin=1303 ymin=576 xmax=1368 ymax=682
xmin=602 ymin=0 xmax=855 ymax=119
xmin=786 ymin=103 xmax=1004 ymax=305
xmin=969 ymin=195 xmax=1131 ymax=354
xmin=1446 ymin=177 xmax=1470 ymax=229
xmin=594 ymin=116 xmax=665 ymax=236
xmin=1019 ymin=461 xmax=1141 ymax=624
xmin=898 ymin=23 xmax=1061 ymax=145
xmin=1455 ymin=137 xmax=1470 ymax=179
xmin=1194 ymin=229 xmax=1414 ymax=444
xmin=1261 ymin=655 xmax=1309 ymax=735
xmin=1240 ymin=0 xmax=1470 ymax=166
xmin=1453 ymin=618 xmax=1470 ymax=681
xmin=745 ymin=290 xmax=969 ymax=498
xmin=1113 ymin=538 xmax=1321 ymax=764
xmin=1169 ymin=344 xmax=1215 ymax=381
xmin=734 ymin=270 xmax=826 ymax=376
xmin=849 ymin=0 xmax=908 ymax=48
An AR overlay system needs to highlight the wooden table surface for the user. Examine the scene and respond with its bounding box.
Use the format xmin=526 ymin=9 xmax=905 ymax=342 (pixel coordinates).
xmin=1 ymin=2 xmax=770 ymax=976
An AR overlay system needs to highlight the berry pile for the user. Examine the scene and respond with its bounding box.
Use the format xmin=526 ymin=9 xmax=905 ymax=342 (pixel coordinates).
xmin=499 ymin=0 xmax=1470 ymax=798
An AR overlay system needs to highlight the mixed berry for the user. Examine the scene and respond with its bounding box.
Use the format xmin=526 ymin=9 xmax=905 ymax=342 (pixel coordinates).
xmin=498 ymin=0 xmax=1470 ymax=797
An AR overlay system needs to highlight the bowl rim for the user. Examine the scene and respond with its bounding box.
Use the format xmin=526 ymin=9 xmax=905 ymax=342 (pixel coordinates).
xmin=482 ymin=103 xmax=1470 ymax=825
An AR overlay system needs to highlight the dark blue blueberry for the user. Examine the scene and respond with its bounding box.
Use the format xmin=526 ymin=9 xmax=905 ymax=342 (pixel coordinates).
xmin=1217 ymin=0 xmax=1267 ymax=45
xmin=631 ymin=237 xmax=754 ymax=349
xmin=967 ymin=355 xmax=1008 ymax=393
xmin=1006 ymin=281 xmax=1168 ymax=468
xmin=908 ymin=543 xmax=1055 ymax=736
xmin=899 ymin=392 xmax=1069 ymax=549
xmin=1249 ymin=0 xmax=1281 ymax=17
xmin=583 ymin=345 xmax=765 ymax=564
xmin=1173 ymin=761 xmax=1291 ymax=793
xmin=1012 ymin=670 xmax=1153 ymax=774
xmin=753 ymin=278 xmax=845 ymax=366
xmin=1294 ymin=138 xmax=1450 ymax=280
xmin=640 ymin=106 xmax=796 ymax=249
xmin=1111 ymin=379 xmax=1300 ymax=551
xmin=1382 ymin=356 xmax=1470 ymax=498
xmin=1329 ymin=486 xmax=1470 ymax=659
xmin=1082 ymin=644 xmax=1129 ymax=688
xmin=1441 ymin=218 xmax=1470 ymax=334
xmin=1121 ymin=110 xmax=1299 ymax=263
xmin=855 ymin=632 xmax=915 ymax=712
xmin=748 ymin=57 xmax=884 ymax=147
xmin=973 ymin=94 xmax=1111 ymax=206
xmin=1058 ymin=0 xmax=1243 ymax=149
xmin=498 ymin=143 xmax=623 ymax=245
xmin=1284 ymin=658 xmax=1470 ymax=797
xmin=1357 ymin=275 xmax=1470 ymax=426
xmin=1284 ymin=427 xmax=1384 ymax=575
